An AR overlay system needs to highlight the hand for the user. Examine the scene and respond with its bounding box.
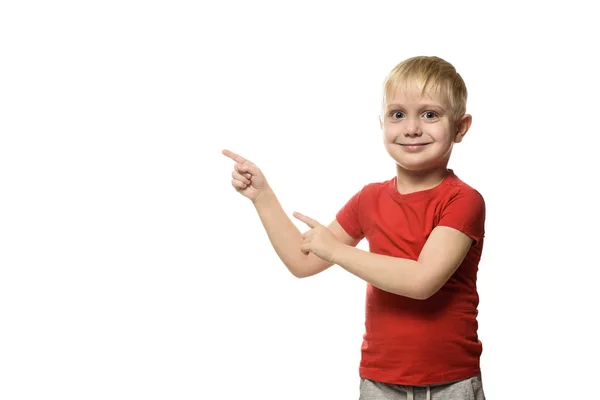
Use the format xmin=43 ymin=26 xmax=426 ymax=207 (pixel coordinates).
xmin=222 ymin=149 xmax=269 ymax=202
xmin=293 ymin=212 xmax=342 ymax=263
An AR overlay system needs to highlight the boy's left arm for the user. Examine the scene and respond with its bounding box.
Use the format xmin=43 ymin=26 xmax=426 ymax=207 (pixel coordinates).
xmin=294 ymin=189 xmax=484 ymax=300
xmin=330 ymin=226 xmax=472 ymax=300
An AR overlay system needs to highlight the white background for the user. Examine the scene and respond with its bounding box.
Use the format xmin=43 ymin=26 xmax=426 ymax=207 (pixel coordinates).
xmin=1 ymin=1 xmax=598 ymax=399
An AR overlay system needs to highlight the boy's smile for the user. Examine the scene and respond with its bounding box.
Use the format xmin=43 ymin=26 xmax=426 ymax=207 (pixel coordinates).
xmin=397 ymin=143 xmax=432 ymax=151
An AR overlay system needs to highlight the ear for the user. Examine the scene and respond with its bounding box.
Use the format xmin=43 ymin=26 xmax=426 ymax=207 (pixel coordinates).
xmin=454 ymin=114 xmax=472 ymax=143
xmin=378 ymin=114 xmax=383 ymax=130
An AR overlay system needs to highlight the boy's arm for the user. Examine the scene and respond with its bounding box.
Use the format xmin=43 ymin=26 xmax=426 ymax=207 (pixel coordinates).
xmin=253 ymin=187 xmax=361 ymax=278
xmin=330 ymin=226 xmax=472 ymax=300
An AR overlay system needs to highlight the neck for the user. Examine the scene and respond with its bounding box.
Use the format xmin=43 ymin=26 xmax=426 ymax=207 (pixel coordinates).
xmin=395 ymin=165 xmax=449 ymax=195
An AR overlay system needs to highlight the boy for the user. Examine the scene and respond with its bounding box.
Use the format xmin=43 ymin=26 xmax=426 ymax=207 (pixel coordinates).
xmin=222 ymin=56 xmax=486 ymax=400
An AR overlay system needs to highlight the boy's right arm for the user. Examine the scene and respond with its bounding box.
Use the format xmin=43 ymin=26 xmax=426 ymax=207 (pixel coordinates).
xmin=223 ymin=149 xmax=360 ymax=278
xmin=252 ymin=187 xmax=361 ymax=278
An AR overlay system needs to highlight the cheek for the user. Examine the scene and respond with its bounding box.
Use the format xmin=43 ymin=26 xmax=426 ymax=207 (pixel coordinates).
xmin=429 ymin=125 xmax=452 ymax=140
xmin=382 ymin=126 xmax=398 ymax=141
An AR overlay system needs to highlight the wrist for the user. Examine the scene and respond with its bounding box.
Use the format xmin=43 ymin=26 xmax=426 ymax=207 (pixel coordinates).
xmin=252 ymin=185 xmax=275 ymax=207
xmin=330 ymin=241 xmax=349 ymax=265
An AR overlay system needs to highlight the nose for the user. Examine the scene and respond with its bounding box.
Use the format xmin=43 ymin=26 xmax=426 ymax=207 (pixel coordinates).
xmin=404 ymin=118 xmax=422 ymax=137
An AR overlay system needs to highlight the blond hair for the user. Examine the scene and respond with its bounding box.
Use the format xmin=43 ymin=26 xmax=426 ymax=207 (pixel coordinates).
xmin=382 ymin=56 xmax=468 ymax=122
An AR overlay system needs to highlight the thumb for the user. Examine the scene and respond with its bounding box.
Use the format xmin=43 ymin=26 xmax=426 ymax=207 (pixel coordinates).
xmin=236 ymin=162 xmax=260 ymax=176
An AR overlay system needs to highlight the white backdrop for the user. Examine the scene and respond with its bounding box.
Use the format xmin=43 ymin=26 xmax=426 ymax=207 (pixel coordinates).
xmin=1 ymin=1 xmax=599 ymax=399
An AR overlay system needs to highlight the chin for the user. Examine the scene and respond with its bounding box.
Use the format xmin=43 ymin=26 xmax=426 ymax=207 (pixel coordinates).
xmin=387 ymin=147 xmax=450 ymax=171
xmin=394 ymin=157 xmax=442 ymax=172
xmin=397 ymin=163 xmax=434 ymax=172
xmin=386 ymin=152 xmax=429 ymax=170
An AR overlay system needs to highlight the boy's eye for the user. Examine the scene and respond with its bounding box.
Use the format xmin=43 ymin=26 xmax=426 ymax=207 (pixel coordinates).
xmin=391 ymin=111 xmax=405 ymax=119
xmin=423 ymin=111 xmax=438 ymax=119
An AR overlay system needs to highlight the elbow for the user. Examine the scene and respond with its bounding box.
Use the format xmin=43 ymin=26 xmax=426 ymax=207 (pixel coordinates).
xmin=408 ymin=288 xmax=431 ymax=301
xmin=415 ymin=282 xmax=445 ymax=300
xmin=390 ymin=285 xmax=430 ymax=300
xmin=287 ymin=263 xmax=314 ymax=279
xmin=287 ymin=264 xmax=305 ymax=279
xmin=287 ymin=256 xmax=326 ymax=279
xmin=290 ymin=269 xmax=308 ymax=279
xmin=414 ymin=288 xmax=435 ymax=301
xmin=411 ymin=273 xmax=439 ymax=300
xmin=291 ymin=268 xmax=319 ymax=279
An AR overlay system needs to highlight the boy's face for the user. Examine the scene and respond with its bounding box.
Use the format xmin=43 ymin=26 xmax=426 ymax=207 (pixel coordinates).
xmin=380 ymin=88 xmax=471 ymax=172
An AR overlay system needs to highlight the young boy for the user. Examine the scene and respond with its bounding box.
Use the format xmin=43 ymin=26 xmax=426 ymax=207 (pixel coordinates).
xmin=222 ymin=56 xmax=486 ymax=400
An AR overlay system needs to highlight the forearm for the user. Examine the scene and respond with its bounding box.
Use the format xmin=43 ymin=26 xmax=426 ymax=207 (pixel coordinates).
xmin=331 ymin=245 xmax=427 ymax=300
xmin=252 ymin=187 xmax=311 ymax=277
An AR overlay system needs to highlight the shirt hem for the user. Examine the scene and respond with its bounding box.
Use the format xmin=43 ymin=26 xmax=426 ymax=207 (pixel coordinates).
xmin=359 ymin=366 xmax=481 ymax=386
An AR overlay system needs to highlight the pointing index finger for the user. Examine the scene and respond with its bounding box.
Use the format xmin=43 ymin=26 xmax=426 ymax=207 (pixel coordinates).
xmin=222 ymin=149 xmax=248 ymax=164
xmin=293 ymin=212 xmax=319 ymax=228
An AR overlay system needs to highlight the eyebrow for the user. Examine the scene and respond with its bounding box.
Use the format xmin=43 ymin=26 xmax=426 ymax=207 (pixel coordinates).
xmin=385 ymin=103 xmax=445 ymax=111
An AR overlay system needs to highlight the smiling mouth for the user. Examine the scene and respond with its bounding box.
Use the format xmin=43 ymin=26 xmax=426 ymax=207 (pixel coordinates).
xmin=398 ymin=143 xmax=431 ymax=146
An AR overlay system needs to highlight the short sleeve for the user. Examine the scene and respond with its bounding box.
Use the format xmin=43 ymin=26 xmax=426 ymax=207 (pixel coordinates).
xmin=335 ymin=187 xmax=365 ymax=240
xmin=438 ymin=188 xmax=486 ymax=245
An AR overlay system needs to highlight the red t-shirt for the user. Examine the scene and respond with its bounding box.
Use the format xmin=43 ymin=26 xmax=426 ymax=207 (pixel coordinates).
xmin=336 ymin=169 xmax=485 ymax=386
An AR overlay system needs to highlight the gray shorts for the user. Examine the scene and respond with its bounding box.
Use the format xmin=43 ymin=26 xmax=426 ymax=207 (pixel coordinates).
xmin=359 ymin=374 xmax=485 ymax=400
